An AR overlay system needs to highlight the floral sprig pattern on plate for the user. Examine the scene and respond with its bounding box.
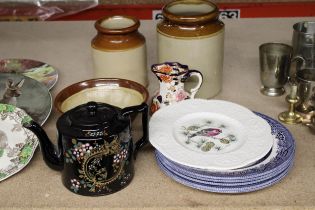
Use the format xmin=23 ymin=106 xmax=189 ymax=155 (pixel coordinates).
xmin=181 ymin=120 xmax=237 ymax=152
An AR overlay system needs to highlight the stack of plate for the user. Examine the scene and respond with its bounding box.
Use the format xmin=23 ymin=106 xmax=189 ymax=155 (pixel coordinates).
xmin=0 ymin=58 xmax=57 ymax=182
xmin=149 ymin=99 xmax=295 ymax=193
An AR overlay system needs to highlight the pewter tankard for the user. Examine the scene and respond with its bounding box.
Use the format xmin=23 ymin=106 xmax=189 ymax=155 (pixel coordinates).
xmin=296 ymin=68 xmax=315 ymax=114
xmin=259 ymin=43 xmax=293 ymax=96
xmin=292 ymin=21 xmax=315 ymax=71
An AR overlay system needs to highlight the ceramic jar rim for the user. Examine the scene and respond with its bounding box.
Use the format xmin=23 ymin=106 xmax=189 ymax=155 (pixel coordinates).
xmin=95 ymin=15 xmax=140 ymax=34
xmin=162 ymin=0 xmax=219 ymax=24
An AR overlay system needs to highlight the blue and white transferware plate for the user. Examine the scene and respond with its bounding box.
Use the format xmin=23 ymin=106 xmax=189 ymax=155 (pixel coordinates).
xmin=0 ymin=103 xmax=39 ymax=182
xmin=150 ymin=99 xmax=274 ymax=170
xmin=155 ymin=113 xmax=295 ymax=182
xmin=156 ymin=152 xmax=293 ymax=193
xmin=155 ymin=113 xmax=295 ymax=192
xmin=157 ymin=152 xmax=293 ymax=187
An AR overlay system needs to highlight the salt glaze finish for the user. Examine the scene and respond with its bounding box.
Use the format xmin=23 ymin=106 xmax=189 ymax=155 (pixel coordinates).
xmin=157 ymin=0 xmax=224 ymax=99
xmin=24 ymin=101 xmax=148 ymax=196
xmin=91 ymin=15 xmax=148 ymax=86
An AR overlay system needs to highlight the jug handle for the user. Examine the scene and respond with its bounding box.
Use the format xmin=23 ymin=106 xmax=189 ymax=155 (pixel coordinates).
xmin=121 ymin=103 xmax=149 ymax=159
xmin=185 ymin=70 xmax=203 ymax=99
xmin=290 ymin=55 xmax=306 ymax=80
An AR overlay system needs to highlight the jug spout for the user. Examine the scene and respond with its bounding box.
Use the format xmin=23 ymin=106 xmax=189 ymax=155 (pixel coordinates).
xmin=24 ymin=121 xmax=63 ymax=171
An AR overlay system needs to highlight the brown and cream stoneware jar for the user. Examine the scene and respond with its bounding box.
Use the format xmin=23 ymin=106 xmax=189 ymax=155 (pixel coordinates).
xmin=157 ymin=0 xmax=224 ymax=98
xmin=92 ymin=16 xmax=148 ymax=86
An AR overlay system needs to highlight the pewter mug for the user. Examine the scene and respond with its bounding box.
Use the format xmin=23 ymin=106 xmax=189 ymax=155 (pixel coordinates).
xmin=259 ymin=43 xmax=293 ymax=96
xmin=292 ymin=21 xmax=315 ymax=71
xmin=296 ymin=68 xmax=315 ymax=114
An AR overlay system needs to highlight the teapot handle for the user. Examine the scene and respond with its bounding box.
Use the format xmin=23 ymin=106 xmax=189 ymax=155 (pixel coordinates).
xmin=185 ymin=70 xmax=203 ymax=99
xmin=121 ymin=103 xmax=148 ymax=159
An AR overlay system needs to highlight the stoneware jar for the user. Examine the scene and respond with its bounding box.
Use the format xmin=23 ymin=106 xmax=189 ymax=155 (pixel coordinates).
xmin=91 ymin=15 xmax=148 ymax=86
xmin=157 ymin=0 xmax=224 ymax=98
xmin=24 ymin=101 xmax=148 ymax=196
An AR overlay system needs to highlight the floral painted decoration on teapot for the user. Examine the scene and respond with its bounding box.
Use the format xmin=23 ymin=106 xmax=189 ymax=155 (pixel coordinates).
xmin=65 ymin=135 xmax=131 ymax=194
xmin=23 ymin=100 xmax=149 ymax=196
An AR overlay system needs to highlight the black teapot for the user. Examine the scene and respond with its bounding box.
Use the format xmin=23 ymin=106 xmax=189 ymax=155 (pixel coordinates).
xmin=24 ymin=101 xmax=148 ymax=196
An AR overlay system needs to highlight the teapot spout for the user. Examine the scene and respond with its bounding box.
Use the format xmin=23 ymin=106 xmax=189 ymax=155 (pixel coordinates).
xmin=24 ymin=121 xmax=63 ymax=171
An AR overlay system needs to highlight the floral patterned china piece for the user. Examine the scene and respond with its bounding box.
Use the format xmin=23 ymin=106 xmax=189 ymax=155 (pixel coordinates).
xmin=149 ymin=99 xmax=274 ymax=170
xmin=0 ymin=103 xmax=39 ymax=182
xmin=173 ymin=112 xmax=245 ymax=154
xmin=24 ymin=101 xmax=149 ymax=196
xmin=0 ymin=58 xmax=58 ymax=90
xmin=156 ymin=152 xmax=293 ymax=193
xmin=0 ymin=73 xmax=52 ymax=125
xmin=154 ymin=112 xmax=295 ymax=193
xmin=156 ymin=112 xmax=295 ymax=181
xmin=150 ymin=62 xmax=203 ymax=114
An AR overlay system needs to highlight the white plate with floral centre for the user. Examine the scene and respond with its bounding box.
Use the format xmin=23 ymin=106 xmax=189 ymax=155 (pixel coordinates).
xmin=149 ymin=99 xmax=273 ymax=170
xmin=0 ymin=103 xmax=38 ymax=182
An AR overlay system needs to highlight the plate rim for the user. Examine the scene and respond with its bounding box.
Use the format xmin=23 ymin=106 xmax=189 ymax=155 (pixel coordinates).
xmin=155 ymin=112 xmax=295 ymax=180
xmin=0 ymin=103 xmax=39 ymax=182
xmin=0 ymin=73 xmax=52 ymax=126
xmin=156 ymin=151 xmax=293 ymax=194
xmin=149 ymin=99 xmax=274 ymax=170
xmin=0 ymin=58 xmax=59 ymax=90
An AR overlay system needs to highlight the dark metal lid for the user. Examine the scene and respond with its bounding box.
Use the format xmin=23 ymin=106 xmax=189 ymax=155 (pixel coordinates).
xmin=57 ymin=101 xmax=129 ymax=139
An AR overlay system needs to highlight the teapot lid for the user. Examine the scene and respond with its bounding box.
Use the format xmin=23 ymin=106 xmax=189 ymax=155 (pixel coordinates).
xmin=57 ymin=101 xmax=129 ymax=139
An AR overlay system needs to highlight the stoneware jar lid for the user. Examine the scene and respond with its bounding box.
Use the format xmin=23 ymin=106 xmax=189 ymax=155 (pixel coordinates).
xmin=57 ymin=101 xmax=129 ymax=139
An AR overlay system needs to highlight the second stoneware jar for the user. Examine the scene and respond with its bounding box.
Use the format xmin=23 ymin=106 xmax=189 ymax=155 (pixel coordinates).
xmin=91 ymin=15 xmax=148 ymax=86
xmin=157 ymin=0 xmax=224 ymax=98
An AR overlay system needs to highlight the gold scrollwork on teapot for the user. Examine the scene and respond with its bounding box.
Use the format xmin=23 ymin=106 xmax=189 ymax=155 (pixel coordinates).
xmin=81 ymin=136 xmax=123 ymax=185
xmin=66 ymin=136 xmax=129 ymax=193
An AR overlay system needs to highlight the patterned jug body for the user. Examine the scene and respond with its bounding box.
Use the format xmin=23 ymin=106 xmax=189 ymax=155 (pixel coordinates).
xmin=150 ymin=62 xmax=203 ymax=114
